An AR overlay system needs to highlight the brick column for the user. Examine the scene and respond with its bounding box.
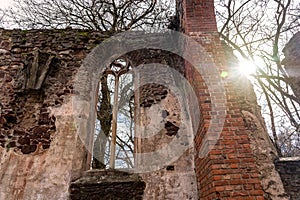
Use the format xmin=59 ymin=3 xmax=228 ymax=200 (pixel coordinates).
xmin=180 ymin=0 xmax=265 ymax=199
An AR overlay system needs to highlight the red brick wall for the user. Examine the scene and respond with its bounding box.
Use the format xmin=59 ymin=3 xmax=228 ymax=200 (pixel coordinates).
xmin=182 ymin=0 xmax=217 ymax=33
xmin=181 ymin=0 xmax=265 ymax=199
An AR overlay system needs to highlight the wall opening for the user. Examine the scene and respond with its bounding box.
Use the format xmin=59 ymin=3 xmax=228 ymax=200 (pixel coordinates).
xmin=92 ymin=57 xmax=134 ymax=169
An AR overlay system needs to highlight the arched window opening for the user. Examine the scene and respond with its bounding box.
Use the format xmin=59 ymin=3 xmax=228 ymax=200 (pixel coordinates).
xmin=92 ymin=57 xmax=134 ymax=169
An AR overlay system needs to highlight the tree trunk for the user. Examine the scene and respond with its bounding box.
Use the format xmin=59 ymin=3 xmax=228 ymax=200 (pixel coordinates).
xmin=92 ymin=75 xmax=112 ymax=169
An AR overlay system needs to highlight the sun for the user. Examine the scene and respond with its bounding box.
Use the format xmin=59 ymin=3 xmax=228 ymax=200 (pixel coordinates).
xmin=238 ymin=59 xmax=257 ymax=77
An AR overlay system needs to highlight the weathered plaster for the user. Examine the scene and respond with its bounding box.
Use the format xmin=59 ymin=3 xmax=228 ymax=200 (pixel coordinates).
xmin=0 ymin=99 xmax=85 ymax=200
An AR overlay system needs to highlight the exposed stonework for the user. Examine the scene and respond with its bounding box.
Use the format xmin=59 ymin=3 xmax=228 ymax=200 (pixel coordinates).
xmin=0 ymin=1 xmax=292 ymax=199
xmin=180 ymin=1 xmax=262 ymax=199
xmin=0 ymin=29 xmax=109 ymax=157
xmin=223 ymin=43 xmax=288 ymax=200
xmin=275 ymin=157 xmax=300 ymax=200
xmin=280 ymin=32 xmax=300 ymax=200
xmin=138 ymin=84 xmax=168 ymax=108
xmin=179 ymin=0 xmax=288 ymax=199
xmin=137 ymin=88 xmax=198 ymax=199
xmin=0 ymin=28 xmax=110 ymax=200
xmin=127 ymin=47 xmax=198 ymax=199
xmin=70 ymin=170 xmax=146 ymax=200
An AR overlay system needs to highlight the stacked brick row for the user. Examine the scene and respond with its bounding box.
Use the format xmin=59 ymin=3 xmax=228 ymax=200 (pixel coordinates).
xmin=179 ymin=0 xmax=266 ymax=199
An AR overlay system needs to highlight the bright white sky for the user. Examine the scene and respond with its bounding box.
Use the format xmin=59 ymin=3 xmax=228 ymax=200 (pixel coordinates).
xmin=0 ymin=0 xmax=14 ymax=9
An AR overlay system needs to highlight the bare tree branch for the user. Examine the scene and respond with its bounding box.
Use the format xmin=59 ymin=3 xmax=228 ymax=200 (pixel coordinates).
xmin=216 ymin=0 xmax=300 ymax=156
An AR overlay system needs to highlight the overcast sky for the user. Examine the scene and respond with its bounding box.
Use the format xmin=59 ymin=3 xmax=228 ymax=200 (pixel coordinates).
xmin=0 ymin=0 xmax=14 ymax=9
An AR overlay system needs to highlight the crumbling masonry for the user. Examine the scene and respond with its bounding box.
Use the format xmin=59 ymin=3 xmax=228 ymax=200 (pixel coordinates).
xmin=0 ymin=0 xmax=298 ymax=199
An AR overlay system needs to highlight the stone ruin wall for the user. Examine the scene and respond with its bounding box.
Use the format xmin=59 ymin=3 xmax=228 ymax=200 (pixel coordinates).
xmin=280 ymin=32 xmax=300 ymax=200
xmin=0 ymin=29 xmax=292 ymax=200
xmin=128 ymin=49 xmax=198 ymax=199
xmin=223 ymin=44 xmax=289 ymax=200
xmin=178 ymin=0 xmax=288 ymax=199
xmin=0 ymin=28 xmax=199 ymax=199
xmin=275 ymin=158 xmax=300 ymax=200
xmin=0 ymin=28 xmax=109 ymax=199
xmin=0 ymin=1 xmax=298 ymax=199
xmin=0 ymin=29 xmax=104 ymax=155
